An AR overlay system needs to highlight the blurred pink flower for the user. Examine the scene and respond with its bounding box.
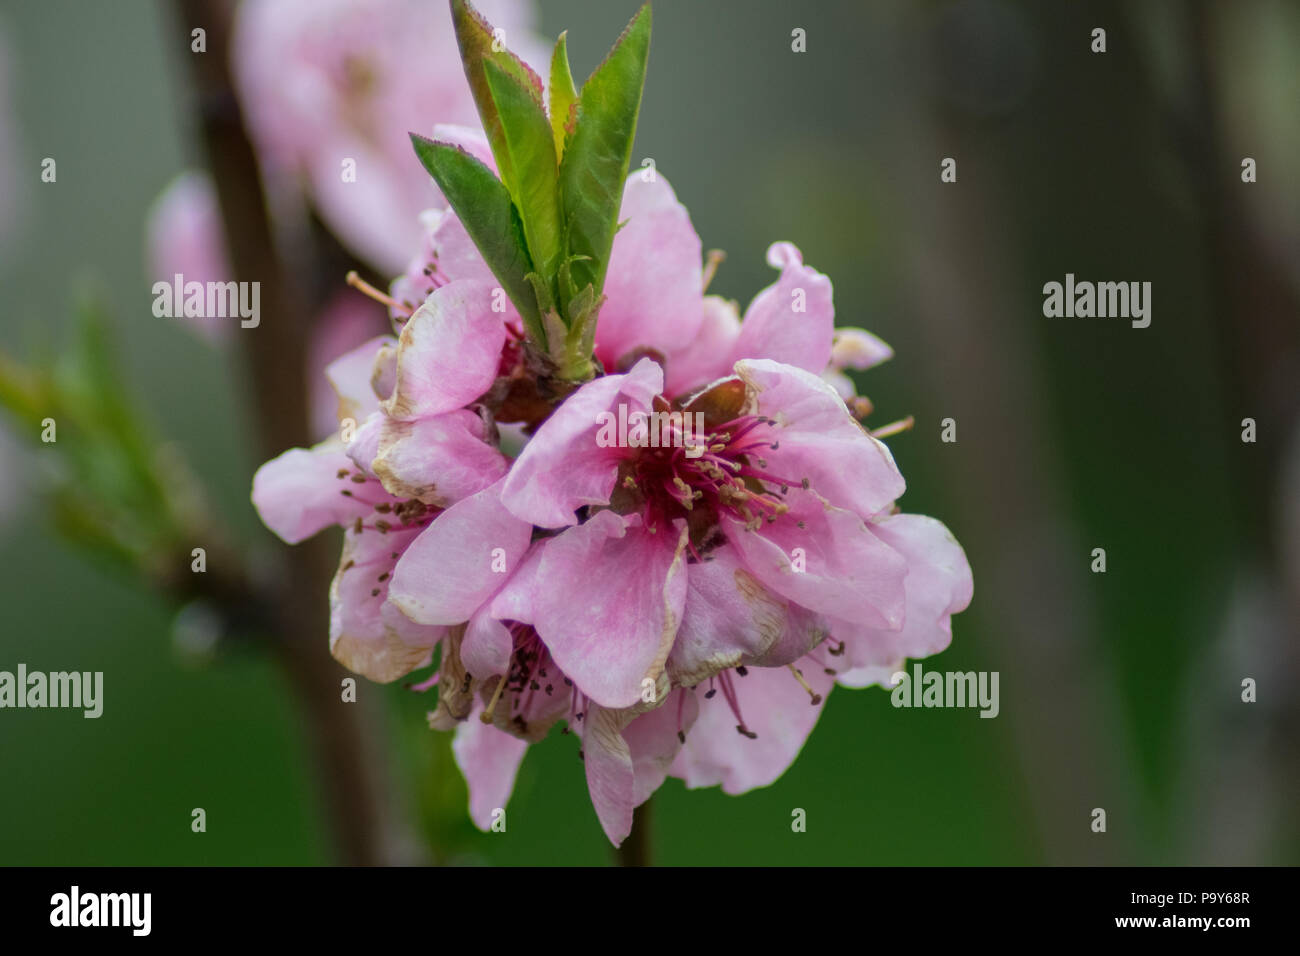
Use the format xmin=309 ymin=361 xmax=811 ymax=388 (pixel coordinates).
xmin=144 ymin=172 xmax=233 ymax=345
xmin=232 ymin=0 xmax=545 ymax=272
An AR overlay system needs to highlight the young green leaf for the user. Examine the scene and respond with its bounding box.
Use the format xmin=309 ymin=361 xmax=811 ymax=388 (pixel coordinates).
xmin=483 ymin=59 xmax=564 ymax=292
xmin=558 ymin=3 xmax=651 ymax=314
xmin=410 ymin=133 xmax=544 ymax=343
xmin=450 ymin=0 xmax=545 ymax=194
xmin=549 ymin=31 xmax=578 ymax=160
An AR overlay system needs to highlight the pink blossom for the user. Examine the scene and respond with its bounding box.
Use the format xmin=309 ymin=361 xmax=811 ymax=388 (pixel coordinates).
xmin=251 ymin=142 xmax=973 ymax=846
xmin=144 ymin=173 xmax=232 ymax=344
xmin=251 ymin=332 xmax=509 ymax=682
xmin=232 ymin=0 xmax=545 ymax=272
xmin=145 ymin=172 xmax=387 ymax=431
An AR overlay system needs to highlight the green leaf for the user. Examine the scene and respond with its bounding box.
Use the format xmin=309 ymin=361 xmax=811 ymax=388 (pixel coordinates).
xmin=483 ymin=59 xmax=564 ymax=290
xmin=450 ymin=0 xmax=545 ymax=194
xmin=558 ymin=3 xmax=651 ymax=314
xmin=549 ymin=31 xmax=578 ymax=160
xmin=410 ymin=134 xmax=544 ymax=343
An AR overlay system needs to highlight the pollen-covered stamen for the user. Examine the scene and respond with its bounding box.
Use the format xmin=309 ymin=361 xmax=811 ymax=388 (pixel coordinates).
xmin=480 ymin=663 xmax=512 ymax=724
xmin=805 ymin=647 xmax=839 ymax=676
xmin=477 ymin=624 xmax=576 ymax=735
xmin=346 ymin=269 xmax=412 ymax=316
xmin=336 ymin=469 xmax=440 ymax=533
xmin=712 ymin=669 xmax=758 ymax=739
xmin=701 ymin=249 xmax=726 ymax=292
xmin=787 ymin=664 xmax=823 ymax=705
xmin=869 ymin=415 xmax=914 ymax=440
xmin=619 ymin=409 xmax=811 ymax=541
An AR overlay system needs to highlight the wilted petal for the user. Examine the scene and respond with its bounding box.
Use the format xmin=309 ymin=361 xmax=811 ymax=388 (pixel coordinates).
xmin=329 ymin=525 xmax=445 ymax=683
xmin=669 ymin=544 xmax=831 ymax=687
xmin=390 ymin=206 xmax=503 ymax=318
xmin=581 ymin=704 xmax=636 ymax=846
xmin=382 ymin=279 xmax=506 ymax=421
xmin=371 ymin=408 xmax=508 ymax=505
xmin=623 ymin=687 xmax=698 ymax=807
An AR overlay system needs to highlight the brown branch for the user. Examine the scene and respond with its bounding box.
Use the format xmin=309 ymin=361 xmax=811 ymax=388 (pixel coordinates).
xmin=169 ymin=0 xmax=402 ymax=866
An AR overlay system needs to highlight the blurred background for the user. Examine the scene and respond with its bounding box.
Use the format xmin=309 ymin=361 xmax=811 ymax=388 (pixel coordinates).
xmin=0 ymin=0 xmax=1296 ymax=865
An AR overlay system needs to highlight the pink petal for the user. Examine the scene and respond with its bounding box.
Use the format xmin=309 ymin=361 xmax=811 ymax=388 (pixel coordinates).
xmin=306 ymin=137 xmax=430 ymax=273
xmin=430 ymin=123 xmax=497 ymax=173
xmin=344 ymin=411 xmax=385 ymax=476
xmin=388 ymin=479 xmax=532 ymax=626
xmin=500 ymin=359 xmax=663 ymax=528
xmin=390 ymin=207 xmax=503 ymax=319
xmin=322 ymin=333 xmax=394 ymax=430
xmin=329 ymin=524 xmax=445 ymax=683
xmin=668 ymin=543 xmax=827 ymax=687
xmin=832 ymin=513 xmax=974 ymax=687
xmin=251 ymin=443 xmax=374 ymax=544
xmin=452 ymin=709 xmax=529 ymax=831
xmin=485 ymin=538 xmax=549 ymax=624
xmin=671 ymin=663 xmax=834 ymax=795
xmin=726 ymin=489 xmax=907 ymax=627
xmin=663 ymin=295 xmax=742 ymax=398
xmin=581 ymin=704 xmax=636 ymax=846
xmin=730 ymin=242 xmax=833 ymax=374
xmin=830 ymin=327 xmax=893 ymax=371
xmin=531 ymin=511 xmax=688 ymax=708
xmin=370 ymin=408 xmax=509 ymax=506
xmin=381 ymin=279 xmax=506 ymax=421
xmin=737 ymin=358 xmax=905 ymax=519
xmin=144 ymin=171 xmax=232 ymax=344
xmin=623 ymin=688 xmax=698 ymax=807
xmin=462 ymin=606 xmax=514 ymax=680
xmin=595 ymin=174 xmax=704 ymax=368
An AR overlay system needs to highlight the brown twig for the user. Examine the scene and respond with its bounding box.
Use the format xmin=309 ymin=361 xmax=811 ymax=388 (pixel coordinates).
xmin=170 ymin=0 xmax=399 ymax=866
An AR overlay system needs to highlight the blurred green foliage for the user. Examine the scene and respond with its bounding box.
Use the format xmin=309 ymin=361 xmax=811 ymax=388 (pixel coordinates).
xmin=0 ymin=0 xmax=1294 ymax=865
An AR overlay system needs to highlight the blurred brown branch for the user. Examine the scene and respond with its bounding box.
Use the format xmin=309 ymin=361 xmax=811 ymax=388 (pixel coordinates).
xmin=168 ymin=0 xmax=405 ymax=866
